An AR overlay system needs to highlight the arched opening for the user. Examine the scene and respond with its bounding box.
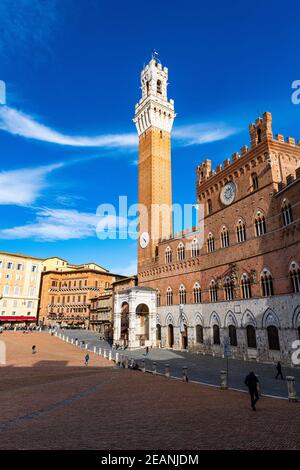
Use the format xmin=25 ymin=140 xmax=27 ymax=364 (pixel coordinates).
xmin=229 ymin=325 xmax=237 ymax=346
xmin=157 ymin=79 xmax=162 ymax=94
xmin=246 ymin=325 xmax=257 ymax=349
xmin=181 ymin=324 xmax=188 ymax=349
xmin=156 ymin=324 xmax=161 ymax=341
xmin=168 ymin=324 xmax=174 ymax=348
xmin=195 ymin=324 xmax=203 ymax=344
xmin=120 ymin=302 xmax=129 ymax=346
xmin=251 ymin=173 xmax=259 ymax=191
xmin=213 ymin=324 xmax=220 ymax=345
xmin=135 ymin=303 xmax=150 ymax=345
xmin=267 ymin=325 xmax=280 ymax=351
xmin=207 ymin=199 xmax=212 ymax=215
xmin=257 ymin=128 xmax=262 ymax=144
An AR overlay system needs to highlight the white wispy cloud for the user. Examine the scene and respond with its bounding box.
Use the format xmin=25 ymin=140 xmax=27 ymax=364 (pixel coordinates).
xmin=0 ymin=163 xmax=63 ymax=205
xmin=0 ymin=207 xmax=128 ymax=242
xmin=0 ymin=105 xmax=238 ymax=150
xmin=172 ymin=123 xmax=238 ymax=146
xmin=0 ymin=106 xmax=137 ymax=149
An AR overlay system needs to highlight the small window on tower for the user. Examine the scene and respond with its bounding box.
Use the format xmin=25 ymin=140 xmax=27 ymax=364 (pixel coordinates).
xmin=157 ymin=80 xmax=162 ymax=94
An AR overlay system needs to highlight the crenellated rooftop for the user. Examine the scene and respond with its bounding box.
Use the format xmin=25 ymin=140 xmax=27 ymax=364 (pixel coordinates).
xmin=196 ymin=112 xmax=300 ymax=187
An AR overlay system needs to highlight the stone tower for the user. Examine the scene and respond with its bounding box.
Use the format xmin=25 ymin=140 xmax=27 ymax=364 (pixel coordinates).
xmin=133 ymin=54 xmax=176 ymax=272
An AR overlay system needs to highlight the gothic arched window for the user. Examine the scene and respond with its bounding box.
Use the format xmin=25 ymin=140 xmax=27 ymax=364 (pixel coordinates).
xmin=267 ymin=325 xmax=280 ymax=351
xmin=209 ymin=280 xmax=218 ymax=302
xmin=193 ymin=282 xmax=201 ymax=303
xmin=165 ymin=246 xmax=172 ymax=264
xmin=221 ymin=226 xmax=230 ymax=248
xmin=290 ymin=262 xmax=300 ymax=293
xmin=282 ymin=200 xmax=293 ymax=226
xmin=177 ymin=243 xmax=185 ymax=261
xmin=166 ymin=287 xmax=173 ymax=306
xmin=255 ymin=211 xmax=266 ymax=236
xmin=191 ymin=238 xmax=200 ymax=257
xmin=207 ymin=233 xmax=215 ymax=253
xmin=156 ymin=290 xmax=161 ymax=307
xmin=261 ymin=269 xmax=274 ymax=297
xmin=236 ymin=219 xmax=246 ymax=243
xmin=241 ymin=274 xmax=252 ymax=299
xmin=224 ymin=277 xmax=234 ymax=301
xmin=179 ymin=284 xmax=187 ymax=304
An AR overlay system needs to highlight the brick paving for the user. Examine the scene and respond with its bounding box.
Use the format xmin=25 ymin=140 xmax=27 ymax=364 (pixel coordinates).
xmin=0 ymin=332 xmax=300 ymax=450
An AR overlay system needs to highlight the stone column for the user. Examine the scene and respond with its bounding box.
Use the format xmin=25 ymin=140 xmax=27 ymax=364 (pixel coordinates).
xmin=220 ymin=370 xmax=228 ymax=389
xmin=113 ymin=298 xmax=121 ymax=344
xmin=149 ymin=311 xmax=156 ymax=346
xmin=128 ymin=308 xmax=136 ymax=348
xmin=286 ymin=376 xmax=298 ymax=402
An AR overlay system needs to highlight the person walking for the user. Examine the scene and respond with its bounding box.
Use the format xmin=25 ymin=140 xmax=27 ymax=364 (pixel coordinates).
xmin=85 ymin=353 xmax=90 ymax=366
xmin=275 ymin=361 xmax=284 ymax=380
xmin=32 ymin=345 xmax=37 ymax=354
xmin=245 ymin=371 xmax=260 ymax=411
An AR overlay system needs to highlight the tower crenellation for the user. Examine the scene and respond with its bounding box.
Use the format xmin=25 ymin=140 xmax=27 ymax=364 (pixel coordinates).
xmin=249 ymin=111 xmax=273 ymax=148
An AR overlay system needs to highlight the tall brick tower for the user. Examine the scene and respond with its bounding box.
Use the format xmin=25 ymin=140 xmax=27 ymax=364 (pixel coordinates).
xmin=133 ymin=54 xmax=176 ymax=272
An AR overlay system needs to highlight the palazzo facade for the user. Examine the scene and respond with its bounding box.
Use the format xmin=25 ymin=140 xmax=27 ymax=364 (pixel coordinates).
xmin=113 ymin=56 xmax=300 ymax=364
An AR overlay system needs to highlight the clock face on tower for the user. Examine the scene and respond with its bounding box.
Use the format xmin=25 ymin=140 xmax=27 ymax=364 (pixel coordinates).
xmin=220 ymin=182 xmax=236 ymax=205
xmin=140 ymin=232 xmax=150 ymax=249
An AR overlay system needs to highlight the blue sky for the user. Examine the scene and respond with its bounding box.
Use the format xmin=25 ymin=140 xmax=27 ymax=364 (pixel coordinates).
xmin=0 ymin=0 xmax=299 ymax=274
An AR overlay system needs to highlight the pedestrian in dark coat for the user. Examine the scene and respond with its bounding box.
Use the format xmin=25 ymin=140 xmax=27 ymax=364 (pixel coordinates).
xmin=245 ymin=371 xmax=260 ymax=411
xmin=275 ymin=361 xmax=284 ymax=380
xmin=85 ymin=353 xmax=90 ymax=366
